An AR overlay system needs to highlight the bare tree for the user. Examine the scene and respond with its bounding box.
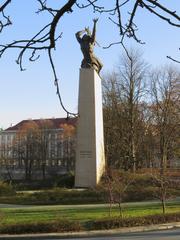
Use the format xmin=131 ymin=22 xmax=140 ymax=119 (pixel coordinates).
xmin=103 ymin=72 xmax=124 ymax=168
xmin=37 ymin=119 xmax=54 ymax=180
xmin=103 ymin=49 xmax=148 ymax=171
xmin=151 ymin=170 xmax=169 ymax=215
xmin=60 ymin=123 xmax=76 ymax=172
xmin=13 ymin=121 xmax=40 ymax=180
xmin=0 ymin=144 xmax=13 ymax=181
xmin=102 ymin=169 xmax=134 ymax=218
xmin=144 ymin=67 xmax=179 ymax=215
xmin=150 ymin=66 xmax=180 ymax=174
xmin=117 ymin=49 xmax=148 ymax=172
xmin=0 ymin=1 xmax=179 ymax=115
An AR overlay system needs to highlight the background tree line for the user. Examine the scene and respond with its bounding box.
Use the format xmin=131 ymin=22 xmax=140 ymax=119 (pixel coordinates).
xmin=103 ymin=49 xmax=180 ymax=173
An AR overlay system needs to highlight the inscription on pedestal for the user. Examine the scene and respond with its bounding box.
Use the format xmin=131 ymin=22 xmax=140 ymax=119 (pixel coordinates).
xmin=79 ymin=150 xmax=92 ymax=159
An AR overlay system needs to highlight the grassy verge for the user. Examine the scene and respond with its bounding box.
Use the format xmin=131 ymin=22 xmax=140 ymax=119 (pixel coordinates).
xmin=0 ymin=201 xmax=180 ymax=234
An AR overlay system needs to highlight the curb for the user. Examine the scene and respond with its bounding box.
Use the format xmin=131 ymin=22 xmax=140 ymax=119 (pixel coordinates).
xmin=0 ymin=222 xmax=180 ymax=239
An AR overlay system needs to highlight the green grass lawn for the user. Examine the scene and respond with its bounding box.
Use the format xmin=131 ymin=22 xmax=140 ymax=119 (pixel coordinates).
xmin=0 ymin=200 xmax=180 ymax=225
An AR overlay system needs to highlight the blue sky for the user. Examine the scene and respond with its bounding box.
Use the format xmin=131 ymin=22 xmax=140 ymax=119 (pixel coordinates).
xmin=0 ymin=1 xmax=179 ymax=129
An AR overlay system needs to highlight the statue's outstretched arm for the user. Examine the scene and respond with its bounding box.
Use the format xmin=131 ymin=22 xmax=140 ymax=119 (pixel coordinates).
xmin=91 ymin=18 xmax=98 ymax=43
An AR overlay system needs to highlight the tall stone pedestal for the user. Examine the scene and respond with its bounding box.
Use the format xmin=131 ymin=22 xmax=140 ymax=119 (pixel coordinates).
xmin=75 ymin=68 xmax=105 ymax=188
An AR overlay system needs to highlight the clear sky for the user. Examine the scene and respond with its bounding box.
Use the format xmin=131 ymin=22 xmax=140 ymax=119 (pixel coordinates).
xmin=0 ymin=1 xmax=179 ymax=129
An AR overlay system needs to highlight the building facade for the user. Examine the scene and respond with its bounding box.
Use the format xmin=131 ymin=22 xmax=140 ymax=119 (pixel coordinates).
xmin=0 ymin=118 xmax=77 ymax=180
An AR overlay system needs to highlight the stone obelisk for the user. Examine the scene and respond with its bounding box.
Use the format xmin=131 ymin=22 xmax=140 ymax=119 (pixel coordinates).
xmin=75 ymin=19 xmax=105 ymax=188
xmin=75 ymin=68 xmax=105 ymax=187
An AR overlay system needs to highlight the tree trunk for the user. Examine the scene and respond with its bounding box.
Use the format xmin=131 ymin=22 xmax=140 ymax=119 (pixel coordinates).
xmin=161 ymin=196 xmax=166 ymax=215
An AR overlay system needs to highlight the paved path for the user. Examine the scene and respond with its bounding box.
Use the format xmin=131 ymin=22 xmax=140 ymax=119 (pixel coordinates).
xmin=0 ymin=229 xmax=180 ymax=240
xmin=0 ymin=204 xmax=31 ymax=208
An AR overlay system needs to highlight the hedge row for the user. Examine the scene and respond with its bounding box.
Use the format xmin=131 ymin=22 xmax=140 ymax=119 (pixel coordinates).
xmin=11 ymin=173 xmax=75 ymax=190
xmin=90 ymin=213 xmax=180 ymax=230
xmin=1 ymin=213 xmax=180 ymax=234
xmin=0 ymin=220 xmax=82 ymax=234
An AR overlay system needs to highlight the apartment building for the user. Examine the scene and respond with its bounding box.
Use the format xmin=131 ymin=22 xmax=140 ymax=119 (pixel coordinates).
xmin=0 ymin=118 xmax=77 ymax=180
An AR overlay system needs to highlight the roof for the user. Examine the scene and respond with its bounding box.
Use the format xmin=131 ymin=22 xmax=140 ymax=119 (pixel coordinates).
xmin=5 ymin=117 xmax=77 ymax=131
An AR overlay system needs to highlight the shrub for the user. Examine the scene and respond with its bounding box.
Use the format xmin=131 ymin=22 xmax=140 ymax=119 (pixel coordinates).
xmin=19 ymin=188 xmax=105 ymax=205
xmin=53 ymin=173 xmax=75 ymax=188
xmin=126 ymin=186 xmax=156 ymax=201
xmin=0 ymin=181 xmax=16 ymax=196
xmin=0 ymin=219 xmax=82 ymax=234
xmin=90 ymin=212 xmax=180 ymax=230
xmin=11 ymin=173 xmax=75 ymax=191
xmin=133 ymin=174 xmax=153 ymax=186
xmin=0 ymin=212 xmax=5 ymax=224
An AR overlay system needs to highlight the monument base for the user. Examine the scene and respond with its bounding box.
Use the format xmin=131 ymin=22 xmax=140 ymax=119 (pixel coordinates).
xmin=75 ymin=68 xmax=105 ymax=188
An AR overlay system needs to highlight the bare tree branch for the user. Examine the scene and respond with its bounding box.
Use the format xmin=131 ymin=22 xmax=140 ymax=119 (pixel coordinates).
xmin=0 ymin=0 xmax=11 ymax=12
xmin=0 ymin=0 xmax=77 ymax=117
xmin=0 ymin=0 xmax=12 ymax=32
xmin=167 ymin=56 xmax=180 ymax=64
xmin=48 ymin=48 xmax=78 ymax=118
xmin=0 ymin=10 xmax=11 ymax=32
xmin=147 ymin=0 xmax=180 ymax=22
xmin=142 ymin=1 xmax=180 ymax=27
